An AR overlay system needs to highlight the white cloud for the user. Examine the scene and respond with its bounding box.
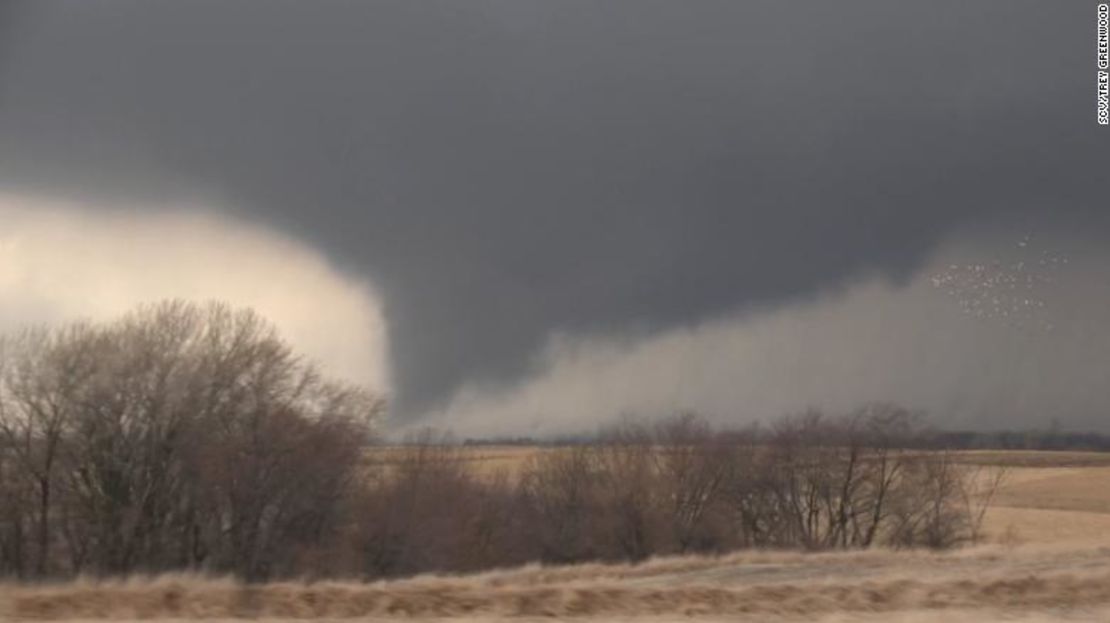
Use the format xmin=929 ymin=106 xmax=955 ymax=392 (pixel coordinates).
xmin=0 ymin=193 xmax=391 ymax=395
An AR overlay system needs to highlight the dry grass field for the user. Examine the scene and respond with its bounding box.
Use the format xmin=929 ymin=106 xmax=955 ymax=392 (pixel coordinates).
xmin=5 ymin=448 xmax=1110 ymax=622
xmin=974 ymin=453 xmax=1110 ymax=545
xmin=363 ymin=445 xmax=551 ymax=480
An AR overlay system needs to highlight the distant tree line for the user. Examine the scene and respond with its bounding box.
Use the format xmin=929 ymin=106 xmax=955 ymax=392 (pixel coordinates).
xmin=1 ymin=302 xmax=1005 ymax=581
xmin=924 ymin=430 xmax=1110 ymax=452
xmin=464 ymin=428 xmax=1110 ymax=453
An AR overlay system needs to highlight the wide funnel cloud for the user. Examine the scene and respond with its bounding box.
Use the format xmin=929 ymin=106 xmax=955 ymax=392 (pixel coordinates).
xmin=431 ymin=228 xmax=1110 ymax=437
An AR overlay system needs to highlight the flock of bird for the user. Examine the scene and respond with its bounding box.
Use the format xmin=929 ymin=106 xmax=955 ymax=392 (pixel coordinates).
xmin=929 ymin=235 xmax=1066 ymax=331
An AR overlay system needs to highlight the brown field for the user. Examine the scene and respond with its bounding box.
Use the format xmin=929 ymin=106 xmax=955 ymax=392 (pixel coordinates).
xmin=5 ymin=448 xmax=1110 ymax=622
xmin=976 ymin=455 xmax=1110 ymax=545
xmin=363 ymin=445 xmax=551 ymax=480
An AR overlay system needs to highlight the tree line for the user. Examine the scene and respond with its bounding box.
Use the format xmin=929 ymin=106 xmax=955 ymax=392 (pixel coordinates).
xmin=1 ymin=302 xmax=1003 ymax=581
xmin=0 ymin=302 xmax=381 ymax=580
xmin=353 ymin=409 xmax=1004 ymax=578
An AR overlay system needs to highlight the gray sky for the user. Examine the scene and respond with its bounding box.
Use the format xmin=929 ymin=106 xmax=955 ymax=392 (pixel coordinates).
xmin=0 ymin=1 xmax=1107 ymax=430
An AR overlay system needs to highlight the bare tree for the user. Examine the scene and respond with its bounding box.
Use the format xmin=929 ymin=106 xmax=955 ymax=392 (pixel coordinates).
xmin=652 ymin=412 xmax=731 ymax=553
xmin=520 ymin=445 xmax=603 ymax=563
xmin=855 ymin=404 xmax=918 ymax=547
xmin=178 ymin=304 xmax=381 ymax=580
xmin=597 ymin=416 xmax=659 ymax=560
xmin=0 ymin=436 xmax=30 ymax=576
xmin=0 ymin=301 xmax=383 ymax=579
xmin=958 ymin=462 xmax=1008 ymax=545
xmin=0 ymin=325 xmax=99 ymax=576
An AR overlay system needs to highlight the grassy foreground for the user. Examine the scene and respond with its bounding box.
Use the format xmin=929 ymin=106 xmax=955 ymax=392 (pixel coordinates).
xmin=4 ymin=449 xmax=1110 ymax=621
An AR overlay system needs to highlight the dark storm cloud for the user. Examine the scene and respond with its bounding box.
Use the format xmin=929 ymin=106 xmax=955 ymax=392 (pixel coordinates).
xmin=0 ymin=0 xmax=1106 ymax=417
